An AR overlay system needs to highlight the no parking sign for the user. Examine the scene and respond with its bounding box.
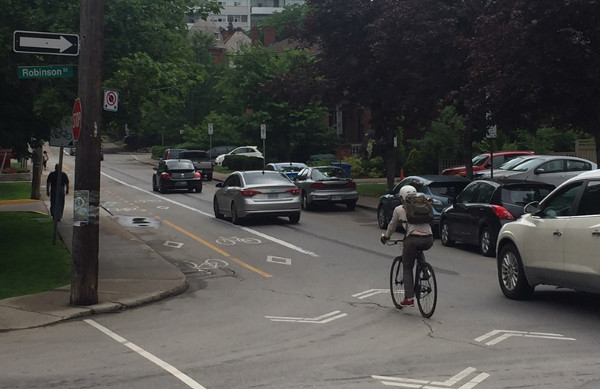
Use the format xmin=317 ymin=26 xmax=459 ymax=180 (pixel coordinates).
xmin=103 ymin=89 xmax=118 ymax=112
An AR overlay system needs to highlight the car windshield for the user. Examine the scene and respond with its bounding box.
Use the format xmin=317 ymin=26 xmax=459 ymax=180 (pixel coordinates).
xmin=428 ymin=182 xmax=469 ymax=197
xmin=278 ymin=165 xmax=304 ymax=172
xmin=510 ymin=158 xmax=544 ymax=171
xmin=243 ymin=172 xmax=290 ymax=185
xmin=496 ymin=156 xmax=530 ymax=170
xmin=167 ymin=161 xmax=194 ymax=170
xmin=472 ymin=154 xmax=489 ymax=166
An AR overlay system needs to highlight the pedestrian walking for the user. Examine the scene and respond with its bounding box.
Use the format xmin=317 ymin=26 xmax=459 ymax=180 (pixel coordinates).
xmin=42 ymin=150 xmax=49 ymax=170
xmin=46 ymin=164 xmax=69 ymax=221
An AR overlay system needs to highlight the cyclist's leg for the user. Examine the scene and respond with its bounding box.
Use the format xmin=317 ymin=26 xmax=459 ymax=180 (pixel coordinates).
xmin=401 ymin=238 xmax=418 ymax=300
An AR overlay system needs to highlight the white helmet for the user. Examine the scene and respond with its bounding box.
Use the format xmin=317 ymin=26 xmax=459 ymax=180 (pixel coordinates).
xmin=399 ymin=185 xmax=417 ymax=200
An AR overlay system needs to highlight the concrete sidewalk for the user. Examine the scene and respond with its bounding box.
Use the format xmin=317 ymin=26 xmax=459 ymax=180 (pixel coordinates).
xmin=0 ymin=155 xmax=381 ymax=332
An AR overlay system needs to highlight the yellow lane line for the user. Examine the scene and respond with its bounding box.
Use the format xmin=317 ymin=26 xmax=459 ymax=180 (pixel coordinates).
xmin=161 ymin=218 xmax=272 ymax=278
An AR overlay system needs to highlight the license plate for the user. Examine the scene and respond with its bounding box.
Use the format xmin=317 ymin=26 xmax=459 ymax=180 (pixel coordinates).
xmin=331 ymin=195 xmax=342 ymax=201
xmin=268 ymin=193 xmax=279 ymax=199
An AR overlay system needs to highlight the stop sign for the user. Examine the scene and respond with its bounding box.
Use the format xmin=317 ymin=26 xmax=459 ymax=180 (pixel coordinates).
xmin=72 ymin=98 xmax=82 ymax=141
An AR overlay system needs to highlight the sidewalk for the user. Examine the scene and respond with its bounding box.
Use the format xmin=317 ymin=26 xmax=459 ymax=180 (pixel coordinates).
xmin=0 ymin=155 xmax=381 ymax=332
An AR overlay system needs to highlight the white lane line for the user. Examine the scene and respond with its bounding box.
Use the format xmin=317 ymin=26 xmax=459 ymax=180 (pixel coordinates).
xmin=85 ymin=319 xmax=207 ymax=389
xmin=102 ymin=172 xmax=319 ymax=257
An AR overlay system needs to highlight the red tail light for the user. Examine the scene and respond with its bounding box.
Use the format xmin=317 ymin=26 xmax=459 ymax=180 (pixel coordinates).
xmin=286 ymin=187 xmax=300 ymax=195
xmin=346 ymin=181 xmax=356 ymax=189
xmin=240 ymin=189 xmax=262 ymax=197
xmin=311 ymin=182 xmax=325 ymax=189
xmin=161 ymin=172 xmax=171 ymax=179
xmin=194 ymin=172 xmax=201 ymax=179
xmin=492 ymin=205 xmax=515 ymax=220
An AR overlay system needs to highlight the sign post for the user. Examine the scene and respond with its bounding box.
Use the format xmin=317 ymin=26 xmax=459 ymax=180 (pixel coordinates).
xmin=208 ymin=123 xmax=213 ymax=159
xmin=260 ymin=124 xmax=266 ymax=169
xmin=72 ymin=98 xmax=82 ymax=141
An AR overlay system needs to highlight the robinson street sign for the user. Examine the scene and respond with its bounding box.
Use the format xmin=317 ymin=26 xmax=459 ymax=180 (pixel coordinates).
xmin=18 ymin=65 xmax=74 ymax=79
xmin=13 ymin=30 xmax=79 ymax=56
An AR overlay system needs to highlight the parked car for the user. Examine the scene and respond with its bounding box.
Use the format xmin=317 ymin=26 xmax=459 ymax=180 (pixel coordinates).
xmin=152 ymin=159 xmax=203 ymax=194
xmin=214 ymin=146 xmax=263 ymax=166
xmin=206 ymin=145 xmax=235 ymax=161
xmin=178 ymin=150 xmax=215 ymax=181
xmin=265 ymin=162 xmax=308 ymax=180
xmin=482 ymin=155 xmax=597 ymax=188
xmin=496 ymin=169 xmax=600 ymax=299
xmin=213 ymin=170 xmax=301 ymax=224
xmin=440 ymin=180 xmax=554 ymax=256
xmin=442 ymin=151 xmax=535 ymax=177
xmin=294 ymin=166 xmax=358 ymax=210
xmin=473 ymin=155 xmax=536 ymax=180
xmin=377 ymin=175 xmax=470 ymax=232
xmin=160 ymin=148 xmax=187 ymax=161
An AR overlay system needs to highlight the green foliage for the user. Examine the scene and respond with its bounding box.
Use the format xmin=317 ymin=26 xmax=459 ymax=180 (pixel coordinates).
xmin=257 ymin=4 xmax=308 ymax=41
xmin=513 ymin=126 xmax=590 ymax=154
xmin=341 ymin=155 xmax=385 ymax=178
xmin=223 ymin=155 xmax=264 ymax=171
xmin=404 ymin=148 xmax=424 ymax=176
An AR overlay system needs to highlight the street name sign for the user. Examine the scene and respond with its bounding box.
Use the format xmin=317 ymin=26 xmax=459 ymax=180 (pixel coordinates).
xmin=18 ymin=65 xmax=74 ymax=79
xmin=13 ymin=30 xmax=79 ymax=56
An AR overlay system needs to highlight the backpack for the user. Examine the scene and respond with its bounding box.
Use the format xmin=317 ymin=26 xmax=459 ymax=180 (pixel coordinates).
xmin=403 ymin=194 xmax=434 ymax=224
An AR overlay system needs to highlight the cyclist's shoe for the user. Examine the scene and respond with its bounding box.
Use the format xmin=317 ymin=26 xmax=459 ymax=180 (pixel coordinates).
xmin=400 ymin=298 xmax=414 ymax=307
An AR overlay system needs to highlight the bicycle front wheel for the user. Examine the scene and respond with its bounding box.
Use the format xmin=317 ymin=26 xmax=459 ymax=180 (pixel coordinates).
xmin=416 ymin=262 xmax=437 ymax=318
xmin=389 ymin=256 xmax=405 ymax=309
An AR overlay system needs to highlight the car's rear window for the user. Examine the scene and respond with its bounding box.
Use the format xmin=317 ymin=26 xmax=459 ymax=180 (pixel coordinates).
xmin=428 ymin=182 xmax=469 ymax=197
xmin=501 ymin=186 xmax=553 ymax=205
xmin=243 ymin=172 xmax=290 ymax=185
xmin=312 ymin=167 xmax=347 ymax=179
xmin=180 ymin=151 xmax=207 ymax=159
xmin=167 ymin=161 xmax=194 ymax=170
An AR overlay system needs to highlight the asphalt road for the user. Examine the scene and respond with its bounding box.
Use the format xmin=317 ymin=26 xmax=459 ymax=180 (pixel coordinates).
xmin=1 ymin=149 xmax=600 ymax=389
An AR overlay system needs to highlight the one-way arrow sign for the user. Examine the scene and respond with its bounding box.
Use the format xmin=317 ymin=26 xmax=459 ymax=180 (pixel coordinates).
xmin=13 ymin=30 xmax=79 ymax=56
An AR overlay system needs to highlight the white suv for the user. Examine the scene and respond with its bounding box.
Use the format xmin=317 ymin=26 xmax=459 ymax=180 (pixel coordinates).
xmin=496 ymin=169 xmax=600 ymax=300
xmin=214 ymin=146 xmax=263 ymax=166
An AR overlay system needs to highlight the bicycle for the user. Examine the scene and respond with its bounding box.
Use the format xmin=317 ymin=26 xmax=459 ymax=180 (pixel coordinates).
xmin=384 ymin=238 xmax=437 ymax=318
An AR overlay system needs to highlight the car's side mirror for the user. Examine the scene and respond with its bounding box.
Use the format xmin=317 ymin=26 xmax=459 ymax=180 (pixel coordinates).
xmin=534 ymin=168 xmax=544 ymax=175
xmin=216 ymin=182 xmax=223 ymax=188
xmin=153 ymin=167 xmax=157 ymax=171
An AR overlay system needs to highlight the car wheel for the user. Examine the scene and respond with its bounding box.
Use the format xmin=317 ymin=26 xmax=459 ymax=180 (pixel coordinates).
xmin=152 ymin=177 xmax=158 ymax=192
xmin=440 ymin=219 xmax=455 ymax=247
xmin=346 ymin=201 xmax=356 ymax=211
xmin=213 ymin=197 xmax=224 ymax=219
xmin=377 ymin=205 xmax=388 ymax=229
xmin=231 ymin=203 xmax=241 ymax=225
xmin=498 ymin=242 xmax=534 ymax=300
xmin=207 ymin=174 xmax=212 ymax=181
xmin=301 ymin=192 xmax=312 ymax=210
xmin=196 ymin=184 xmax=203 ymax=193
xmin=479 ymin=226 xmax=495 ymax=257
xmin=159 ymin=181 xmax=167 ymax=194
xmin=289 ymin=213 xmax=300 ymax=224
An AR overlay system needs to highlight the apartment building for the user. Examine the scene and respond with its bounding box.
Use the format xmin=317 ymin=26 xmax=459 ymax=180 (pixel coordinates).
xmin=188 ymin=0 xmax=305 ymax=31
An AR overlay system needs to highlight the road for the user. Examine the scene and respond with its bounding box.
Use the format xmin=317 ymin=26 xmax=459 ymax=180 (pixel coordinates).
xmin=2 ymin=151 xmax=600 ymax=389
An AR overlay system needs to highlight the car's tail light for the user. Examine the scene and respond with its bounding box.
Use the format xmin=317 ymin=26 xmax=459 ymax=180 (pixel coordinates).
xmin=286 ymin=187 xmax=300 ymax=195
xmin=492 ymin=205 xmax=515 ymax=220
xmin=311 ymin=182 xmax=325 ymax=189
xmin=194 ymin=172 xmax=201 ymax=179
xmin=346 ymin=181 xmax=356 ymax=189
xmin=240 ymin=189 xmax=262 ymax=197
xmin=161 ymin=172 xmax=171 ymax=179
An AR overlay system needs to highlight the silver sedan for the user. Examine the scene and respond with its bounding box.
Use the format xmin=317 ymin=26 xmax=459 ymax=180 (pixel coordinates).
xmin=213 ymin=170 xmax=301 ymax=224
xmin=294 ymin=166 xmax=358 ymax=210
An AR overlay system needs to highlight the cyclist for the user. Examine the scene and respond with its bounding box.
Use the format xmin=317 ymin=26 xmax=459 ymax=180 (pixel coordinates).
xmin=381 ymin=185 xmax=434 ymax=307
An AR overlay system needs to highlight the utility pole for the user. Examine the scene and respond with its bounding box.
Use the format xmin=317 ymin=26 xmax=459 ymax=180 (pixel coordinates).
xmin=71 ymin=0 xmax=105 ymax=306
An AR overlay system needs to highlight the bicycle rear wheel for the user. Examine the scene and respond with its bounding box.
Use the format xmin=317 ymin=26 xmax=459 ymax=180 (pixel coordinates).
xmin=416 ymin=262 xmax=437 ymax=318
xmin=389 ymin=256 xmax=405 ymax=309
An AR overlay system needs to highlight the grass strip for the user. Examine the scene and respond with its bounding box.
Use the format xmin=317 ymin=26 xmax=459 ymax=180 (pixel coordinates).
xmin=0 ymin=211 xmax=71 ymax=299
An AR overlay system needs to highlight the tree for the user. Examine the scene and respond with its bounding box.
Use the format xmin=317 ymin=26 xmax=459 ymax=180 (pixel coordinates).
xmin=300 ymin=0 xmax=476 ymax=187
xmin=464 ymin=0 xmax=600 ymax=162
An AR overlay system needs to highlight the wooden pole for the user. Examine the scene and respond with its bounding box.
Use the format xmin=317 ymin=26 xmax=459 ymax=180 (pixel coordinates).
xmin=71 ymin=0 xmax=105 ymax=306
